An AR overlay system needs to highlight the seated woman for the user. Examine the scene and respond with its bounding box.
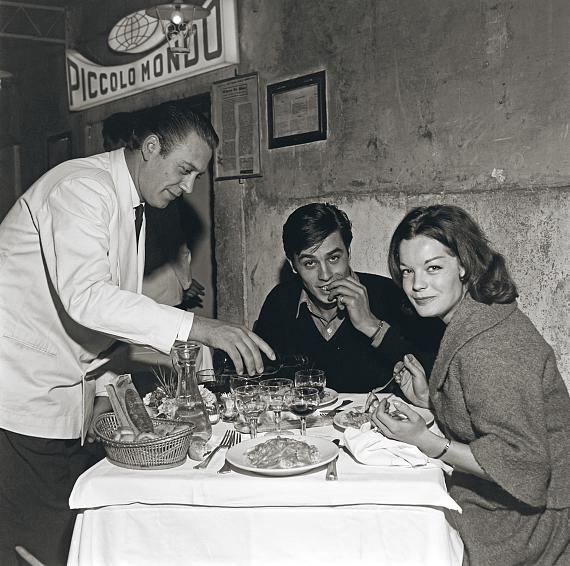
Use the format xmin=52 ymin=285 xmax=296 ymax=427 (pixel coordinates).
xmin=370 ymin=204 xmax=570 ymax=565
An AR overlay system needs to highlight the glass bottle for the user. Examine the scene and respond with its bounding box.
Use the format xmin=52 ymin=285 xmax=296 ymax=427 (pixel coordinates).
xmin=212 ymin=349 xmax=310 ymax=379
xmin=171 ymin=341 xmax=212 ymax=441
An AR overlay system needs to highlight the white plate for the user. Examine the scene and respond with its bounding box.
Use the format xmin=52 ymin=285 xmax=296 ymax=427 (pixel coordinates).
xmin=226 ymin=435 xmax=339 ymax=477
xmin=318 ymin=387 xmax=339 ymax=408
xmin=370 ymin=393 xmax=434 ymax=427
xmin=333 ymin=406 xmax=371 ymax=431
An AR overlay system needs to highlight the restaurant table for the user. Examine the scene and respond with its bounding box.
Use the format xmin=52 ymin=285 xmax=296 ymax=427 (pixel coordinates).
xmin=67 ymin=394 xmax=463 ymax=566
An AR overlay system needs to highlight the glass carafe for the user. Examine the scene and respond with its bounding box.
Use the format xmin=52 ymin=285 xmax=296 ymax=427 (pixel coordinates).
xmin=171 ymin=341 xmax=212 ymax=442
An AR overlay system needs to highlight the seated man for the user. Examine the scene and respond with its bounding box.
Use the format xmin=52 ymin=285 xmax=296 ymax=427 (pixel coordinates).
xmin=254 ymin=203 xmax=444 ymax=393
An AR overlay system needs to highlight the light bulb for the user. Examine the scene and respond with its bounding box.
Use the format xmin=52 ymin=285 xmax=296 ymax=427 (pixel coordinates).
xmin=170 ymin=8 xmax=183 ymax=25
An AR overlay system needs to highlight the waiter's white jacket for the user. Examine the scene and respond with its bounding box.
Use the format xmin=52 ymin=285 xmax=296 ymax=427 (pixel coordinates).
xmin=0 ymin=150 xmax=194 ymax=440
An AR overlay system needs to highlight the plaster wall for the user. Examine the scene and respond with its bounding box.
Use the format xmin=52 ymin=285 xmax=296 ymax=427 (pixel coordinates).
xmin=215 ymin=0 xmax=570 ymax=384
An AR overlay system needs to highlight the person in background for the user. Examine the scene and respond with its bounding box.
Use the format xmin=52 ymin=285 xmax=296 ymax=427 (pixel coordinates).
xmin=254 ymin=202 xmax=444 ymax=393
xmin=371 ymin=204 xmax=570 ymax=565
xmin=0 ymin=100 xmax=273 ymax=566
xmin=103 ymin=111 xmax=205 ymax=309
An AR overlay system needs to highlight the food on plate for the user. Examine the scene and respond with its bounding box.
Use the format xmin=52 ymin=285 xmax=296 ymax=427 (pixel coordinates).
xmin=246 ymin=437 xmax=320 ymax=469
xmin=342 ymin=409 xmax=371 ymax=428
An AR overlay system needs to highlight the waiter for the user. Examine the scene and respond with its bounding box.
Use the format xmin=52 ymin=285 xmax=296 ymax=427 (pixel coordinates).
xmin=0 ymin=100 xmax=274 ymax=566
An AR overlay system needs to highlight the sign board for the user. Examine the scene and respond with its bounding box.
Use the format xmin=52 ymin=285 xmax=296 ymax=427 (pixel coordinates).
xmin=66 ymin=0 xmax=238 ymax=111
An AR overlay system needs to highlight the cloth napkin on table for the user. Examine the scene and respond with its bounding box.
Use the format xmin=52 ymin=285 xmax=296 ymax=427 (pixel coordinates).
xmin=343 ymin=423 xmax=452 ymax=473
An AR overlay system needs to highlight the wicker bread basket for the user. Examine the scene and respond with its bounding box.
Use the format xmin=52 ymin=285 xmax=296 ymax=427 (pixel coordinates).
xmin=95 ymin=412 xmax=195 ymax=470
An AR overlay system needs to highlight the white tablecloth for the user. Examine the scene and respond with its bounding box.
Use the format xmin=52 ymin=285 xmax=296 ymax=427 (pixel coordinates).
xmin=67 ymin=394 xmax=463 ymax=566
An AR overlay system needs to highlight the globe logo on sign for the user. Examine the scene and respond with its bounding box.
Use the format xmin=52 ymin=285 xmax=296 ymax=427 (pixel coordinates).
xmin=108 ymin=11 xmax=165 ymax=54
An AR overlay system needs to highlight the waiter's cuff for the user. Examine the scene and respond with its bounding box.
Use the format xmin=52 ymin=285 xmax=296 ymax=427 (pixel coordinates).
xmin=176 ymin=311 xmax=195 ymax=341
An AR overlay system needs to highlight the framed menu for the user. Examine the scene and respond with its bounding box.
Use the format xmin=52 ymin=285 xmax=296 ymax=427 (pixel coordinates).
xmin=212 ymin=73 xmax=262 ymax=180
xmin=267 ymin=70 xmax=327 ymax=149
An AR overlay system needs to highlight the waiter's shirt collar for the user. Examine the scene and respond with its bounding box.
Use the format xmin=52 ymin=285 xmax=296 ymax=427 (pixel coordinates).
xmin=120 ymin=149 xmax=144 ymax=209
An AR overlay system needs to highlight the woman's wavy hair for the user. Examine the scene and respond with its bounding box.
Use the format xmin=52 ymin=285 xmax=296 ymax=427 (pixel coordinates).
xmin=388 ymin=204 xmax=518 ymax=305
xmin=128 ymin=100 xmax=218 ymax=156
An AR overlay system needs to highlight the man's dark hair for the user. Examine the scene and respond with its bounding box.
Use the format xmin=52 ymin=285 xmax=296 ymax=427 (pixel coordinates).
xmin=102 ymin=112 xmax=134 ymax=152
xmin=282 ymin=202 xmax=353 ymax=261
xmin=129 ymin=99 xmax=219 ymax=155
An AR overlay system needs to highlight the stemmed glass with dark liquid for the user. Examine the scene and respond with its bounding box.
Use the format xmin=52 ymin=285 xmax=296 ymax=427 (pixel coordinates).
xmin=294 ymin=369 xmax=326 ymax=400
xmin=285 ymin=386 xmax=320 ymax=436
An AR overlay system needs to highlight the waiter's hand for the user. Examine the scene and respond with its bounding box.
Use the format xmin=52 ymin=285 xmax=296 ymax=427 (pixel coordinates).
xmin=189 ymin=316 xmax=275 ymax=376
xmin=326 ymin=275 xmax=382 ymax=337
xmin=87 ymin=396 xmax=112 ymax=443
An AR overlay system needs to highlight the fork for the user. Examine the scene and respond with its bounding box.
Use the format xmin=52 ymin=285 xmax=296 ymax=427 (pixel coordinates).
xmin=319 ymin=398 xmax=353 ymax=417
xmin=217 ymin=431 xmax=242 ymax=474
xmin=325 ymin=439 xmax=341 ymax=481
xmin=194 ymin=430 xmax=235 ymax=469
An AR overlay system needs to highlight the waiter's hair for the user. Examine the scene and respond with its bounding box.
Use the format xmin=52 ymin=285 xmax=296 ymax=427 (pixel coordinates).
xmin=129 ymin=99 xmax=219 ymax=155
xmin=282 ymin=202 xmax=353 ymax=262
xmin=388 ymin=204 xmax=518 ymax=304
xmin=102 ymin=111 xmax=133 ymax=152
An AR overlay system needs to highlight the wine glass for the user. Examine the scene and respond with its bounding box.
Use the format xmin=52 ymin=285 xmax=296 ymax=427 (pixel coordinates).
xmin=285 ymin=386 xmax=320 ymax=436
xmin=259 ymin=378 xmax=293 ymax=435
xmin=294 ymin=369 xmax=326 ymax=400
xmin=233 ymin=385 xmax=268 ymax=438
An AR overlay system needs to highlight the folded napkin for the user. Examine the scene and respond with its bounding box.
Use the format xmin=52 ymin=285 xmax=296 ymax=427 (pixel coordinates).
xmin=344 ymin=424 xmax=452 ymax=473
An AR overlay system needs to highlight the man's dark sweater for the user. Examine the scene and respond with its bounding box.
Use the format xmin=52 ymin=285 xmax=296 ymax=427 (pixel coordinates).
xmin=254 ymin=272 xmax=445 ymax=393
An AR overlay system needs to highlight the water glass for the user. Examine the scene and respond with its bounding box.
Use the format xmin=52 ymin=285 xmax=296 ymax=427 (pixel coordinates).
xmin=260 ymin=378 xmax=293 ymax=434
xmin=294 ymin=369 xmax=326 ymax=399
xmin=233 ymin=385 xmax=268 ymax=438
xmin=227 ymin=375 xmax=258 ymax=427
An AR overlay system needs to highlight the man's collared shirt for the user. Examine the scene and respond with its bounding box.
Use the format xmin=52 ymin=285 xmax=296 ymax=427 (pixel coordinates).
xmin=296 ymin=271 xmax=390 ymax=345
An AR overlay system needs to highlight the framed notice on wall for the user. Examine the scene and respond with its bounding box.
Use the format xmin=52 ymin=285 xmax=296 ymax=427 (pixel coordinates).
xmin=267 ymin=70 xmax=327 ymax=149
xmin=212 ymin=73 xmax=262 ymax=180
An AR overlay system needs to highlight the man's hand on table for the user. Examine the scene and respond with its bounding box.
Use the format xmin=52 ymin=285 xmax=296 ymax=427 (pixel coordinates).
xmin=189 ymin=316 xmax=275 ymax=376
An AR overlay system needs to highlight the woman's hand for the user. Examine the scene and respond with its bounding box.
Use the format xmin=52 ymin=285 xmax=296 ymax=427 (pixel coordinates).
xmin=393 ymin=354 xmax=430 ymax=408
xmin=370 ymin=399 xmax=430 ymax=447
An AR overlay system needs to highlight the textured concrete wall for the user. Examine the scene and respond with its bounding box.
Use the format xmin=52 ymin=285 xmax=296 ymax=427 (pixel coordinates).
xmin=214 ymin=0 xmax=570 ymax=385
xmin=245 ymin=189 xmax=570 ymax=383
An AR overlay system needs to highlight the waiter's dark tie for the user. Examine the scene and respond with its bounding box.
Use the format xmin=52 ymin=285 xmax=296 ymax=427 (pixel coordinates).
xmin=134 ymin=204 xmax=144 ymax=249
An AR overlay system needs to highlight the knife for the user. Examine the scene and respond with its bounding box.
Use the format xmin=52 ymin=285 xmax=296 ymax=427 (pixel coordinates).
xmin=326 ymin=439 xmax=341 ymax=481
